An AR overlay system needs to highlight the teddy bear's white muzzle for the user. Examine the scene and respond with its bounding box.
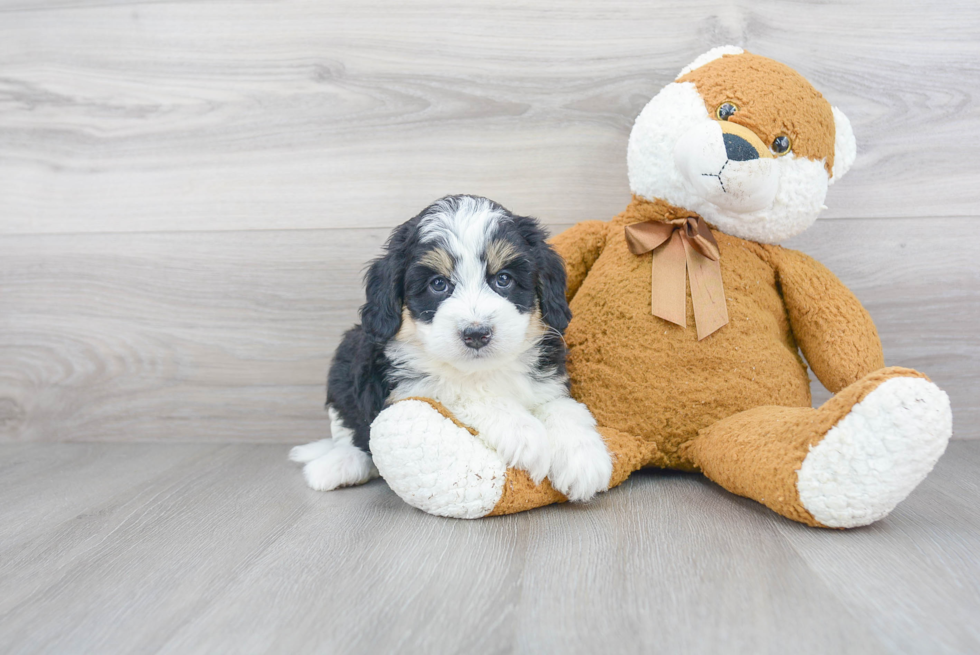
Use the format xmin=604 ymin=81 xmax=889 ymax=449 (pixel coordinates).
xmin=674 ymin=121 xmax=780 ymax=214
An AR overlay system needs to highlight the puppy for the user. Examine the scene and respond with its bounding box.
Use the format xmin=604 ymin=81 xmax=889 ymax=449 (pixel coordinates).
xmin=290 ymin=195 xmax=613 ymax=501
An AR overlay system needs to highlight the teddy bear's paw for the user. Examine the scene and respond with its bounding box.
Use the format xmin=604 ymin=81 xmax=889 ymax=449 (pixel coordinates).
xmin=370 ymin=400 xmax=507 ymax=519
xmin=547 ymin=425 xmax=614 ymax=502
xmin=797 ymin=377 xmax=952 ymax=528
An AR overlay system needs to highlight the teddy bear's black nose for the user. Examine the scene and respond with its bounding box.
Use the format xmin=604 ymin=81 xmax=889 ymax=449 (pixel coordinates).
xmin=723 ymin=133 xmax=760 ymax=161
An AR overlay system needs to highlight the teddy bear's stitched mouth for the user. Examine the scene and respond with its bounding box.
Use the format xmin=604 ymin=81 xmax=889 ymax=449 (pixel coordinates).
xmin=701 ymin=160 xmax=731 ymax=193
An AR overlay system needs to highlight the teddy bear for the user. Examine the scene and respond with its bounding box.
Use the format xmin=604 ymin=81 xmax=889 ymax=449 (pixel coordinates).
xmin=369 ymin=47 xmax=953 ymax=527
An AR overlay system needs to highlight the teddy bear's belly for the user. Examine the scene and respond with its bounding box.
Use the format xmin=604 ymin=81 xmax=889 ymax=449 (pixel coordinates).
xmin=565 ymin=245 xmax=811 ymax=468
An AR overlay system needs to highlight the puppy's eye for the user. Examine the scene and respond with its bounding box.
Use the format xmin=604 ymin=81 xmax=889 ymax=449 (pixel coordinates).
xmin=429 ymin=277 xmax=450 ymax=293
xmin=716 ymin=102 xmax=738 ymax=120
xmin=493 ymin=272 xmax=513 ymax=289
xmin=771 ymin=135 xmax=792 ymax=156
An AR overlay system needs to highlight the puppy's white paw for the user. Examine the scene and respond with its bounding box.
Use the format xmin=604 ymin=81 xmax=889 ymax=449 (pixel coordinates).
xmin=548 ymin=424 xmax=613 ymax=502
xmin=289 ymin=438 xmax=336 ymax=464
xmin=302 ymin=442 xmax=379 ymax=492
xmin=484 ymin=414 xmax=551 ymax=484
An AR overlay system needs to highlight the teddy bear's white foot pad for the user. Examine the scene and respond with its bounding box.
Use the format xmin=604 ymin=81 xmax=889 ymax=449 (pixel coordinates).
xmin=371 ymin=400 xmax=506 ymax=519
xmin=797 ymin=377 xmax=952 ymax=528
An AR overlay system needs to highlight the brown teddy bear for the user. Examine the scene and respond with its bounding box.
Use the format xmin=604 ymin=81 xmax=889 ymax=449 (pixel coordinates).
xmin=370 ymin=47 xmax=953 ymax=527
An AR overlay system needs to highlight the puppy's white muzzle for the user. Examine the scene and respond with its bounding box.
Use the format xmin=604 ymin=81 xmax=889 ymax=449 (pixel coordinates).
xmin=674 ymin=121 xmax=779 ymax=214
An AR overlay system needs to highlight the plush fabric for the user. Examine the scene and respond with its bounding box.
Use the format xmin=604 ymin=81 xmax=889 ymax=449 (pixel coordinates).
xmin=556 ymin=194 xmax=885 ymax=471
xmin=677 ymin=52 xmax=838 ymax=176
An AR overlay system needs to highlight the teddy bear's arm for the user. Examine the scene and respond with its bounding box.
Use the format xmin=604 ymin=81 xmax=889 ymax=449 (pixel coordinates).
xmin=548 ymin=220 xmax=608 ymax=302
xmin=773 ymin=247 xmax=885 ymax=393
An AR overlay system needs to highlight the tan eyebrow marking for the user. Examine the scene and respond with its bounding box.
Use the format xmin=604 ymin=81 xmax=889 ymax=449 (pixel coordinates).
xmin=485 ymin=239 xmax=518 ymax=274
xmin=418 ymin=247 xmax=454 ymax=277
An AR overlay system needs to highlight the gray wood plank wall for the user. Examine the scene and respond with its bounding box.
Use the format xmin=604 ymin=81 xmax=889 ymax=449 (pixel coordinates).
xmin=1 ymin=0 xmax=978 ymax=442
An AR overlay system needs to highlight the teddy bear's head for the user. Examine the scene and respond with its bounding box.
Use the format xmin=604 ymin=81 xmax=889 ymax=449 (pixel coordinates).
xmin=627 ymin=46 xmax=856 ymax=244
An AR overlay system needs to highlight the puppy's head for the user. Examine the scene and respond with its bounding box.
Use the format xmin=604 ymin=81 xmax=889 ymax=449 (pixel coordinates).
xmin=361 ymin=195 xmax=570 ymax=372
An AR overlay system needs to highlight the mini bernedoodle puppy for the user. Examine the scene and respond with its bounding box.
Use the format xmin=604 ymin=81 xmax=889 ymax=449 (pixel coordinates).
xmin=290 ymin=195 xmax=613 ymax=501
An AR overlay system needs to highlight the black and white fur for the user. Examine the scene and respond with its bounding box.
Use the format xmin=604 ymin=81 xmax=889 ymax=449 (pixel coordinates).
xmin=290 ymin=195 xmax=613 ymax=501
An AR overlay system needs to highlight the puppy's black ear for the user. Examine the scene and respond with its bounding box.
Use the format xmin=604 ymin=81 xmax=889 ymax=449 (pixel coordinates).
xmin=514 ymin=214 xmax=573 ymax=333
xmin=360 ymin=254 xmax=403 ymax=343
xmin=536 ymin=240 xmax=572 ymax=333
xmin=359 ymin=218 xmax=418 ymax=343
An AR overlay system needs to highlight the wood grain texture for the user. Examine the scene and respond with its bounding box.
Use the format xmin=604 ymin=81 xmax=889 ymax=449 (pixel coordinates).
xmin=0 ymin=441 xmax=977 ymax=654
xmin=0 ymin=228 xmax=378 ymax=443
xmin=0 ymin=0 xmax=978 ymax=234
xmin=1 ymin=217 xmax=977 ymax=443
xmin=0 ymin=0 xmax=977 ymax=444
xmin=773 ymin=448 xmax=980 ymax=653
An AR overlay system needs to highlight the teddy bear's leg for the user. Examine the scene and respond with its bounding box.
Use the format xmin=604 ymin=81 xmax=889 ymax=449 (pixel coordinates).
xmin=682 ymin=367 xmax=952 ymax=528
xmin=370 ymin=398 xmax=657 ymax=518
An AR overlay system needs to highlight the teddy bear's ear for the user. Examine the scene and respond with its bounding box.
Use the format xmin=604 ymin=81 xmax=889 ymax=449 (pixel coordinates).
xmin=830 ymin=106 xmax=857 ymax=184
xmin=676 ymin=45 xmax=744 ymax=79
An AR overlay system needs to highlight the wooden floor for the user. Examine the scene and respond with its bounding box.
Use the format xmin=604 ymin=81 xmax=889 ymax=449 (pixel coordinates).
xmin=1 ymin=441 xmax=978 ymax=654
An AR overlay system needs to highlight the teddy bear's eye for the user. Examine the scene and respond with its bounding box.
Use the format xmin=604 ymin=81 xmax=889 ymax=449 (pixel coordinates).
xmin=716 ymin=102 xmax=738 ymax=120
xmin=771 ymin=135 xmax=792 ymax=156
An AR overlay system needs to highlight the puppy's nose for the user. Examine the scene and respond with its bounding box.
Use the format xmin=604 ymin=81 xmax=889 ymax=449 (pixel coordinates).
xmin=461 ymin=325 xmax=492 ymax=350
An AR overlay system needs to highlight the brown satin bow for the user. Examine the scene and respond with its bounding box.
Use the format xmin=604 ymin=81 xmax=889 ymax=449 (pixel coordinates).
xmin=624 ymin=217 xmax=729 ymax=340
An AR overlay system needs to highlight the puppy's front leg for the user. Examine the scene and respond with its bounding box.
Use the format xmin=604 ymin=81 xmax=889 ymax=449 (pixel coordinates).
xmin=453 ymin=398 xmax=551 ymax=483
xmin=536 ymin=398 xmax=613 ymax=502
